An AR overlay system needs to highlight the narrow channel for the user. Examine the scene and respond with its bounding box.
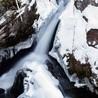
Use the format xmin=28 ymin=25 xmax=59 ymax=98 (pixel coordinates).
xmin=0 ymin=4 xmax=65 ymax=92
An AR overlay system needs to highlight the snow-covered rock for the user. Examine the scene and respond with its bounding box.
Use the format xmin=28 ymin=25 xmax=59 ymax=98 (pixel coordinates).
xmin=20 ymin=0 xmax=58 ymax=29
xmin=50 ymin=0 xmax=98 ymax=94
xmin=11 ymin=61 xmax=64 ymax=98
xmin=0 ymin=0 xmax=58 ymax=65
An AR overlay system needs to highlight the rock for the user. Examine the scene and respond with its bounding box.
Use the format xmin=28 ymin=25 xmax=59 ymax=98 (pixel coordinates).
xmin=15 ymin=62 xmax=63 ymax=98
xmin=66 ymin=53 xmax=91 ymax=77
xmin=0 ymin=2 xmax=39 ymax=48
xmin=87 ymin=29 xmax=98 ymax=48
xmin=4 ymin=10 xmax=16 ymax=22
xmin=0 ymin=0 xmax=58 ymax=72
xmin=0 ymin=1 xmax=39 ymax=66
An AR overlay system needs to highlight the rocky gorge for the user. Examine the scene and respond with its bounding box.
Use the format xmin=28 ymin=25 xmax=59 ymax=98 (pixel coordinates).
xmin=0 ymin=0 xmax=98 ymax=98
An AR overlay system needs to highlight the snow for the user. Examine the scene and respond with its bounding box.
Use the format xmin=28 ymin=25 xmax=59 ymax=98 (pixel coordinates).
xmin=28 ymin=0 xmax=36 ymax=10
xmin=0 ymin=2 xmax=65 ymax=97
xmin=82 ymin=5 xmax=98 ymax=31
xmin=20 ymin=0 xmax=30 ymax=5
xmin=0 ymin=36 xmax=34 ymax=90
xmin=0 ymin=34 xmax=34 ymax=61
xmin=50 ymin=0 xmax=98 ymax=90
xmin=57 ymin=0 xmax=76 ymax=54
xmin=59 ymin=0 xmax=74 ymax=19
xmin=15 ymin=0 xmax=58 ymax=30
xmin=0 ymin=0 xmax=59 ymax=65
xmin=0 ymin=0 xmax=58 ymax=35
xmin=24 ymin=7 xmax=65 ymax=98
xmin=0 ymin=17 xmax=6 ymax=25
xmin=18 ymin=61 xmax=64 ymax=98
xmin=35 ymin=0 xmax=58 ymax=28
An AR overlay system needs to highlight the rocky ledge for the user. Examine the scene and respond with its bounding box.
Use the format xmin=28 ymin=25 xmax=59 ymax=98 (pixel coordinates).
xmin=0 ymin=0 xmax=39 ymax=67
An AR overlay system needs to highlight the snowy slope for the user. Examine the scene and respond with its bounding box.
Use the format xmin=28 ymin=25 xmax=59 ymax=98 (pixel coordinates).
xmin=0 ymin=0 xmax=58 ymax=64
xmin=18 ymin=62 xmax=64 ymax=98
xmin=34 ymin=0 xmax=58 ymax=28
xmin=50 ymin=0 xmax=98 ymax=93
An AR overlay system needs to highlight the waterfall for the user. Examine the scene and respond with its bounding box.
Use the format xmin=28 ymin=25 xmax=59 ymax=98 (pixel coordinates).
xmin=0 ymin=2 xmax=68 ymax=98
xmin=34 ymin=19 xmax=59 ymax=55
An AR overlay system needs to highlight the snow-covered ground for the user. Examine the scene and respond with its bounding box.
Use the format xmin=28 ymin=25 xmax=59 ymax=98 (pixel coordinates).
xmin=18 ymin=61 xmax=64 ymax=98
xmin=50 ymin=0 xmax=98 ymax=93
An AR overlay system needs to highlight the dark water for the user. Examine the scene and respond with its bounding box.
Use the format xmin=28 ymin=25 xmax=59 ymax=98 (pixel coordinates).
xmin=0 ymin=41 xmax=98 ymax=98
xmin=0 ymin=38 xmax=37 ymax=76
xmin=1 ymin=0 xmax=97 ymax=98
xmin=0 ymin=19 xmax=98 ymax=98
xmin=1 ymin=55 xmax=98 ymax=98
xmin=46 ymin=56 xmax=98 ymax=98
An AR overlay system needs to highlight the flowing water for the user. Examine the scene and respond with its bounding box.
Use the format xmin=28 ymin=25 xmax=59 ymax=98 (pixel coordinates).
xmin=0 ymin=1 xmax=98 ymax=98
xmin=0 ymin=3 xmax=65 ymax=91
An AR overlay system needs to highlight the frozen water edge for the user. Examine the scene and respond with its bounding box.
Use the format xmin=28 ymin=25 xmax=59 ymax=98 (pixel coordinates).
xmin=49 ymin=49 xmax=86 ymax=88
xmin=0 ymin=34 xmax=35 ymax=63
xmin=18 ymin=61 xmax=64 ymax=98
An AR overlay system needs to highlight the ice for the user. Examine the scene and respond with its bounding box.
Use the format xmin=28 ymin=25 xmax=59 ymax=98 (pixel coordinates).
xmin=50 ymin=0 xmax=98 ymax=90
xmin=18 ymin=61 xmax=64 ymax=98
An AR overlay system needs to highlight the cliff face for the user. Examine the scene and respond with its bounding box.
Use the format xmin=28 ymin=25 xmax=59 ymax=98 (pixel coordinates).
xmin=50 ymin=0 xmax=98 ymax=94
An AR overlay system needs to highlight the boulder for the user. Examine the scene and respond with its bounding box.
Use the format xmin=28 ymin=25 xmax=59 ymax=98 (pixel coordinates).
xmin=0 ymin=1 xmax=39 ymax=66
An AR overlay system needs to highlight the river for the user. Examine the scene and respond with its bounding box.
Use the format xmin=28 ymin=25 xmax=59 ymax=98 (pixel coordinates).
xmin=0 ymin=0 xmax=98 ymax=98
